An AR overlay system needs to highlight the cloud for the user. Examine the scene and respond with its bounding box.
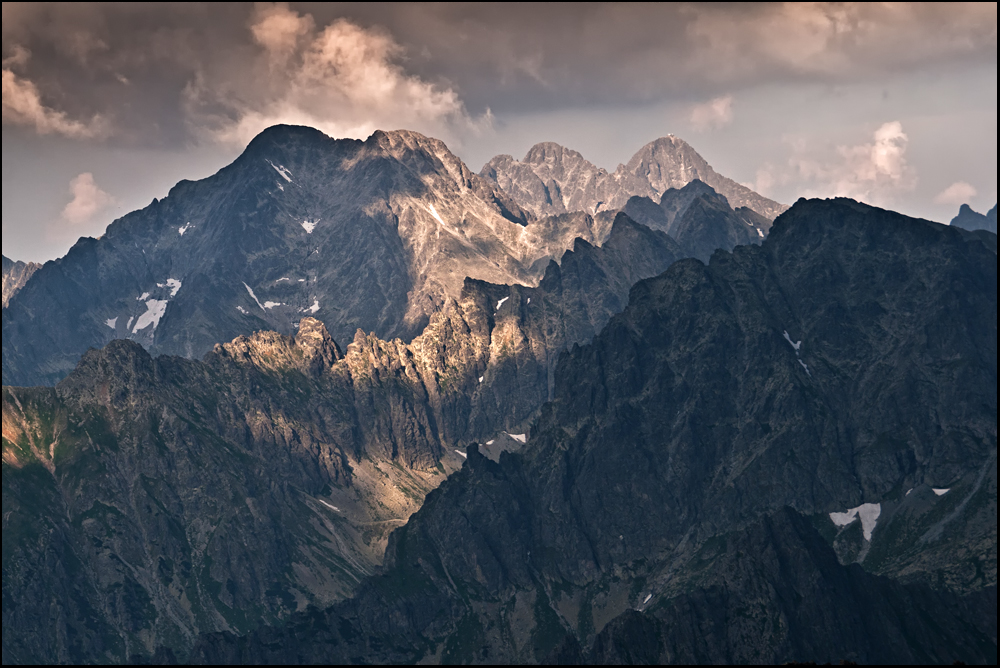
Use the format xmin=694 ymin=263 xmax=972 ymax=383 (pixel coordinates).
xmin=690 ymin=95 xmax=734 ymax=131
xmin=60 ymin=172 xmax=116 ymax=225
xmin=2 ymin=66 xmax=106 ymax=138
xmin=250 ymin=2 xmax=314 ymax=64
xmin=185 ymin=5 xmax=480 ymax=147
xmin=933 ymin=181 xmax=978 ymax=205
xmin=775 ymin=121 xmax=917 ymax=205
xmin=1 ymin=3 xmax=994 ymax=146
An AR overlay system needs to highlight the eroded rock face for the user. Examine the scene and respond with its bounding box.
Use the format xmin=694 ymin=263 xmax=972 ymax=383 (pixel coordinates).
xmin=186 ymin=199 xmax=996 ymax=665
xmin=1 ymin=255 xmax=40 ymax=308
xmin=481 ymin=136 xmax=787 ymax=221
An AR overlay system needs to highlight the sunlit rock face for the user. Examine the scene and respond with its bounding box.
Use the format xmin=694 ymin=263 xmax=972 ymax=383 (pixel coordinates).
xmin=2 ymin=255 xmax=40 ymax=308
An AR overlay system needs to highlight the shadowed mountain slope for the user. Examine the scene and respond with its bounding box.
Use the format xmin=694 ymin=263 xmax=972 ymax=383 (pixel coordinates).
xmin=951 ymin=202 xmax=998 ymax=234
xmin=185 ymin=198 xmax=996 ymax=665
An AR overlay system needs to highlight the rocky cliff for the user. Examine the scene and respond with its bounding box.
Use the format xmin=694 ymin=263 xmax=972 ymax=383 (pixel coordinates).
xmin=1 ymin=256 xmax=40 ymax=309
xmin=481 ymin=136 xmax=787 ymax=221
xmin=185 ymin=198 xmax=997 ymax=665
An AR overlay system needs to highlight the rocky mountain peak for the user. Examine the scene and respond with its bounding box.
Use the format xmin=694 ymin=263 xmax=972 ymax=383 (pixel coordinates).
xmin=950 ymin=202 xmax=998 ymax=234
xmin=2 ymin=255 xmax=41 ymax=309
xmin=523 ymin=142 xmax=598 ymax=171
xmin=294 ymin=317 xmax=343 ymax=375
xmin=480 ymin=135 xmax=788 ymax=221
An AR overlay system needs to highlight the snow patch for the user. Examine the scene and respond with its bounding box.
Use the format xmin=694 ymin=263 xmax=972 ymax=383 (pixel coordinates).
xmin=263 ymin=301 xmax=283 ymax=310
xmin=277 ymin=277 xmax=290 ymax=282
xmin=486 ymin=440 xmax=495 ymax=446
xmin=306 ymin=300 xmax=320 ymax=314
xmin=126 ymin=316 xmax=134 ymax=331
xmin=318 ymin=499 xmax=340 ymax=513
xmin=783 ymin=330 xmax=811 ymax=377
xmin=643 ymin=594 xmax=652 ymax=605
xmin=178 ymin=223 xmax=192 ymax=236
xmin=932 ymin=488 xmax=951 ymax=497
xmin=455 ymin=450 xmax=467 ymax=459
xmin=479 ymin=376 xmax=484 ymax=383
xmin=906 ymin=489 xmax=913 ymax=497
xmin=527 ymin=298 xmax=531 ymax=304
xmin=302 ymin=220 xmax=318 ymax=234
xmin=496 ymin=296 xmax=509 ymax=311
xmin=105 ymin=318 xmax=117 ymax=330
xmin=267 ymin=160 xmax=293 ymax=182
xmin=428 ymin=204 xmax=445 ymax=226
xmin=237 ymin=306 xmax=248 ymax=315
xmin=757 ymin=228 xmax=764 ymax=238
xmin=829 ymin=503 xmax=881 ymax=541
xmin=783 ymin=331 xmax=802 ymax=351
xmin=132 ymin=300 xmax=168 ymax=334
xmin=137 ymin=292 xmax=150 ymax=301
xmin=159 ymin=279 xmax=182 ymax=297
xmin=243 ymin=282 xmax=265 ymax=310
xmin=507 ymin=433 xmax=527 ymax=444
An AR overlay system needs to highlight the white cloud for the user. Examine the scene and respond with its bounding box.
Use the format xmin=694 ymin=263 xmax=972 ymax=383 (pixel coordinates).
xmin=2 ymin=67 xmax=106 ymax=138
xmin=690 ymin=95 xmax=734 ymax=131
xmin=61 ymin=173 xmax=116 ymax=225
xmin=787 ymin=121 xmax=916 ymax=204
xmin=933 ymin=181 xmax=978 ymax=205
xmin=188 ymin=5 xmax=480 ymax=147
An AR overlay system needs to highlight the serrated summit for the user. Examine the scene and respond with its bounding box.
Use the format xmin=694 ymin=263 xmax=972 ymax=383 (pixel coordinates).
xmin=481 ymin=135 xmax=787 ymax=221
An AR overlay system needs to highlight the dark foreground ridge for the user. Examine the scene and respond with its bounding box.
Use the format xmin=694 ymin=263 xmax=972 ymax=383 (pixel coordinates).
xmin=180 ymin=199 xmax=996 ymax=665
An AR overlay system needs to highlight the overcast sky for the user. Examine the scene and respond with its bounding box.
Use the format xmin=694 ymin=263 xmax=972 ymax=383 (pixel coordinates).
xmin=2 ymin=2 xmax=996 ymax=263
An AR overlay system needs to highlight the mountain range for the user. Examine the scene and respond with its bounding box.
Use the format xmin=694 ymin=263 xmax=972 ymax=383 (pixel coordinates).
xmin=184 ymin=198 xmax=998 ymax=665
xmin=2 ymin=125 xmax=996 ymax=665
xmin=480 ymin=137 xmax=787 ymax=221
xmin=1 ymin=127 xmax=775 ymax=390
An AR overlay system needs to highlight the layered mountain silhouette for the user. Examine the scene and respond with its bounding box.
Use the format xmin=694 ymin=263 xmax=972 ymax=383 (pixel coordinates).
xmin=480 ymin=136 xmax=787 ymax=221
xmin=1 ymin=256 xmax=40 ymax=309
xmin=951 ymin=202 xmax=998 ymax=234
xmin=180 ymin=199 xmax=996 ymax=666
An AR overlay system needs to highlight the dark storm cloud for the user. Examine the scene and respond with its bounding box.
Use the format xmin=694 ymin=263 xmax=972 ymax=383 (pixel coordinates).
xmin=2 ymin=2 xmax=996 ymax=147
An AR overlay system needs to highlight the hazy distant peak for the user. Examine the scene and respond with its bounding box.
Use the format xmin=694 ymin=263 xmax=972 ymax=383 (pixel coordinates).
xmin=523 ymin=142 xmax=595 ymax=168
xmin=950 ymin=202 xmax=997 ymax=234
xmin=482 ymin=135 xmax=787 ymax=221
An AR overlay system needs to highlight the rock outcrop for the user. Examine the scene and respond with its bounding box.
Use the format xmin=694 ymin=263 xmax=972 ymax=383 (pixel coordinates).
xmin=1 ymin=255 xmax=40 ymax=309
